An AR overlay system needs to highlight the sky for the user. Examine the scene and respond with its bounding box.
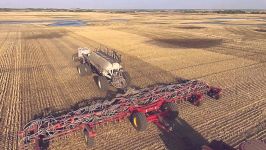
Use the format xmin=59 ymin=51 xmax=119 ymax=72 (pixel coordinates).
xmin=0 ymin=0 xmax=266 ymax=9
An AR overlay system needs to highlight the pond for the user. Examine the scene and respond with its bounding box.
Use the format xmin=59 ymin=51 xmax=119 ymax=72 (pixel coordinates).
xmin=0 ymin=20 xmax=87 ymax=27
xmin=0 ymin=20 xmax=48 ymax=24
xmin=48 ymin=20 xmax=87 ymax=26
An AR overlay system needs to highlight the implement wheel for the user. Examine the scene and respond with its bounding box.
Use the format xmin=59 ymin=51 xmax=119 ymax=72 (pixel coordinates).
xmin=161 ymin=102 xmax=179 ymax=120
xmin=78 ymin=64 xmax=91 ymax=76
xmin=97 ymin=76 xmax=109 ymax=91
xmin=130 ymin=112 xmax=148 ymax=131
xmin=123 ymin=71 xmax=131 ymax=87
xmin=37 ymin=135 xmax=49 ymax=150
xmin=83 ymin=127 xmax=95 ymax=148
xmin=84 ymin=64 xmax=92 ymax=75
xmin=189 ymin=94 xmax=203 ymax=106
xmin=207 ymin=88 xmax=221 ymax=100
xmin=77 ymin=64 xmax=86 ymax=76
xmin=72 ymin=53 xmax=79 ymax=62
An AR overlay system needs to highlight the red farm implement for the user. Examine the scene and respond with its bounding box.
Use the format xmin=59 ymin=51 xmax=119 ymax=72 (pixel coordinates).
xmin=18 ymin=80 xmax=221 ymax=150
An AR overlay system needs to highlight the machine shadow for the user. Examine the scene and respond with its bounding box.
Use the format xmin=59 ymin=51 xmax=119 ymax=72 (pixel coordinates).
xmin=158 ymin=117 xmax=209 ymax=150
xmin=158 ymin=117 xmax=236 ymax=150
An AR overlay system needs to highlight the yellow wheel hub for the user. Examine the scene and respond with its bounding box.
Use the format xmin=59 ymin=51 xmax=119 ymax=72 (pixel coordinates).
xmin=133 ymin=117 xmax=138 ymax=127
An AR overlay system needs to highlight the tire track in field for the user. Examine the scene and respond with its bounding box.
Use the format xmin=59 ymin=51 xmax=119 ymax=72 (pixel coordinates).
xmin=67 ymin=31 xmax=177 ymax=86
xmin=33 ymin=28 xmax=101 ymax=107
xmin=25 ymin=27 xmax=102 ymax=112
xmin=200 ymin=100 xmax=265 ymax=141
xmin=118 ymin=26 xmax=266 ymax=63
xmin=53 ymin=28 xmax=266 ymax=149
xmin=50 ymin=35 xmax=104 ymax=99
xmin=184 ymin=64 xmax=266 ymax=121
xmin=0 ymin=31 xmax=10 ymax=142
xmin=15 ymin=25 xmax=266 ymax=149
xmin=0 ymin=31 xmax=9 ymax=53
xmin=179 ymin=64 xmax=266 ymax=147
xmin=0 ymin=31 xmax=13 ymax=150
xmin=19 ymin=30 xmax=61 ymax=126
xmin=0 ymin=31 xmax=16 ymax=150
xmin=49 ymin=121 xmax=166 ymax=150
xmin=136 ymin=26 xmax=264 ymax=148
xmin=28 ymin=29 xmax=68 ymax=110
xmin=54 ymin=27 xmax=266 ymax=149
xmin=225 ymin=26 xmax=266 ymax=40
xmin=16 ymin=27 xmax=77 ymax=150
xmin=0 ymin=28 xmax=22 ymax=150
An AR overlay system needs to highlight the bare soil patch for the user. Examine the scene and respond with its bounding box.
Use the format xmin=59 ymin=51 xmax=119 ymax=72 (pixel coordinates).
xmin=148 ymin=38 xmax=223 ymax=48
xmin=254 ymin=29 xmax=266 ymax=33
xmin=25 ymin=32 xmax=67 ymax=39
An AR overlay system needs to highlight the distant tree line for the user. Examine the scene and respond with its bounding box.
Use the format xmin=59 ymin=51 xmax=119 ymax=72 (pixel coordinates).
xmin=214 ymin=10 xmax=266 ymax=14
xmin=0 ymin=8 xmax=96 ymax=12
xmin=0 ymin=8 xmax=265 ymax=14
xmin=174 ymin=9 xmax=266 ymax=14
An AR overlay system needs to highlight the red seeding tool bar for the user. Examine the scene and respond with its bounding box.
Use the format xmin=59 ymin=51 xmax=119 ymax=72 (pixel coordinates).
xmin=18 ymin=80 xmax=221 ymax=150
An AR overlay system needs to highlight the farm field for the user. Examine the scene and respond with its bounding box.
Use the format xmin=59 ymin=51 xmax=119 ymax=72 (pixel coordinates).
xmin=0 ymin=11 xmax=265 ymax=150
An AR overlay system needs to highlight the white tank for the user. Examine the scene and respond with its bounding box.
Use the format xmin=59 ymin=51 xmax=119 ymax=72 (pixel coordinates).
xmin=88 ymin=51 xmax=122 ymax=76
xmin=78 ymin=48 xmax=91 ymax=57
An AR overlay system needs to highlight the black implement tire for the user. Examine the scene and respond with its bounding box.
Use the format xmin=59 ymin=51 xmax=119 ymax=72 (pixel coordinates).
xmin=38 ymin=135 xmax=49 ymax=150
xmin=161 ymin=102 xmax=179 ymax=120
xmin=97 ymin=76 xmax=109 ymax=91
xmin=84 ymin=64 xmax=92 ymax=75
xmin=123 ymin=71 xmax=131 ymax=87
xmin=189 ymin=95 xmax=203 ymax=106
xmin=130 ymin=112 xmax=148 ymax=131
xmin=83 ymin=127 xmax=95 ymax=148
xmin=77 ymin=64 xmax=86 ymax=76
xmin=77 ymin=64 xmax=91 ymax=76
xmin=72 ymin=53 xmax=79 ymax=62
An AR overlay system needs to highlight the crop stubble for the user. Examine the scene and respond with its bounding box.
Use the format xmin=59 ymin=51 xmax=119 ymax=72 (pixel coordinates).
xmin=0 ymin=12 xmax=265 ymax=150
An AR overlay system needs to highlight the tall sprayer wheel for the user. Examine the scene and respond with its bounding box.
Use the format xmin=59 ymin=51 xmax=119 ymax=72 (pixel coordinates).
xmin=97 ymin=76 xmax=109 ymax=91
xmin=77 ymin=64 xmax=87 ymax=76
xmin=72 ymin=53 xmax=78 ymax=62
xmin=83 ymin=126 xmax=95 ymax=148
xmin=78 ymin=67 xmax=81 ymax=74
xmin=122 ymin=71 xmax=131 ymax=87
xmin=98 ymin=78 xmax=102 ymax=89
xmin=130 ymin=112 xmax=148 ymax=131
xmin=84 ymin=64 xmax=92 ymax=75
xmin=161 ymin=102 xmax=179 ymax=120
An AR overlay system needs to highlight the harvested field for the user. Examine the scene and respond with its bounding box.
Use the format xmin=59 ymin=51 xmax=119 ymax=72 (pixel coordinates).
xmin=176 ymin=26 xmax=206 ymax=29
xmin=0 ymin=12 xmax=265 ymax=150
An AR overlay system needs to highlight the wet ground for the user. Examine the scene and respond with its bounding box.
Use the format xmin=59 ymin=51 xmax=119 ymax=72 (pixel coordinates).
xmin=0 ymin=20 xmax=87 ymax=27
xmin=48 ymin=20 xmax=87 ymax=26
xmin=0 ymin=20 xmax=48 ymax=24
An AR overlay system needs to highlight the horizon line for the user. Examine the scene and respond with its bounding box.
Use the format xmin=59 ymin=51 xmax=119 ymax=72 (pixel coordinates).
xmin=0 ymin=8 xmax=266 ymax=10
